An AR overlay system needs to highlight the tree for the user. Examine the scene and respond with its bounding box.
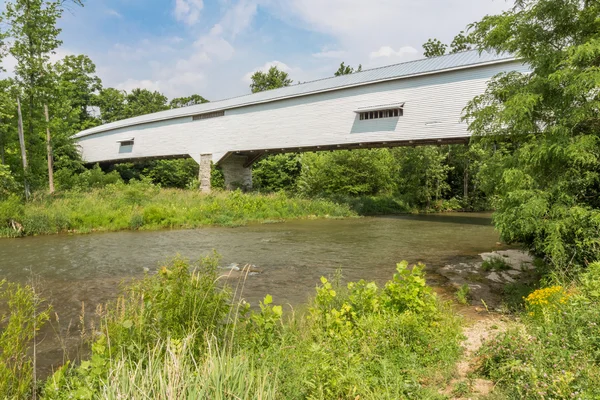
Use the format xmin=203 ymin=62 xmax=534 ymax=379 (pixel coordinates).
xmin=3 ymin=0 xmax=83 ymax=194
xmin=464 ymin=0 xmax=600 ymax=270
xmin=422 ymin=38 xmax=447 ymax=57
xmin=393 ymin=147 xmax=452 ymax=209
xmin=423 ymin=31 xmax=475 ymax=58
xmin=298 ymin=149 xmax=396 ymax=197
xmin=449 ymin=31 xmax=473 ymax=53
xmin=94 ymin=88 xmax=126 ymax=124
xmin=53 ymin=54 xmax=102 ymax=130
xmin=249 ymin=66 xmax=292 ymax=93
xmin=169 ymin=94 xmax=209 ymax=109
xmin=334 ymin=62 xmax=362 ymax=76
xmin=124 ymin=88 xmax=169 ymax=118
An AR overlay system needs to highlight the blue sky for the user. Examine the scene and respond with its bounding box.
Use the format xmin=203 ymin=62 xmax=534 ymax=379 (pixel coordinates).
xmin=2 ymin=0 xmax=513 ymax=101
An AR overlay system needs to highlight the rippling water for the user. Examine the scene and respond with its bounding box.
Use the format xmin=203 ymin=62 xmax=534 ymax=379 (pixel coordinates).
xmin=0 ymin=212 xmax=503 ymax=374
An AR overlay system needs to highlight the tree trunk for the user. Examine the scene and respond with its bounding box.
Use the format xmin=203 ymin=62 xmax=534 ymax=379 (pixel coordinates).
xmin=0 ymin=118 xmax=5 ymax=165
xmin=463 ymin=160 xmax=469 ymax=202
xmin=45 ymin=104 xmax=54 ymax=194
xmin=17 ymin=97 xmax=31 ymax=200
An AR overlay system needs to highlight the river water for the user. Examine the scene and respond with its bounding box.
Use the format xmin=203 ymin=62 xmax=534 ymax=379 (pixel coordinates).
xmin=0 ymin=212 xmax=502 ymax=373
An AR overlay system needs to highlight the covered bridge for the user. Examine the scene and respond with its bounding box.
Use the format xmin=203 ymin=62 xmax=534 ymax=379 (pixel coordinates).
xmin=73 ymin=50 xmax=527 ymax=191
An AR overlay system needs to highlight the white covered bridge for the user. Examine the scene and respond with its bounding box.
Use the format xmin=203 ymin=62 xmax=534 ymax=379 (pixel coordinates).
xmin=74 ymin=50 xmax=527 ymax=191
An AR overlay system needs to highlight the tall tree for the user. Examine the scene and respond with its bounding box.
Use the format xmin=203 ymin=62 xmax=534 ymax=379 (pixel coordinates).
xmin=53 ymin=54 xmax=102 ymax=131
xmin=94 ymin=88 xmax=127 ymax=124
xmin=465 ymin=0 xmax=600 ymax=270
xmin=3 ymin=0 xmax=83 ymax=192
xmin=169 ymin=94 xmax=209 ymax=109
xmin=334 ymin=62 xmax=362 ymax=76
xmin=124 ymin=88 xmax=169 ymax=118
xmin=249 ymin=66 xmax=292 ymax=93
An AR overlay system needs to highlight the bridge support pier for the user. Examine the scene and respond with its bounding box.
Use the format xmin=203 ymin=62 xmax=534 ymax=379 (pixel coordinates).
xmin=220 ymin=154 xmax=253 ymax=191
xmin=199 ymin=154 xmax=212 ymax=193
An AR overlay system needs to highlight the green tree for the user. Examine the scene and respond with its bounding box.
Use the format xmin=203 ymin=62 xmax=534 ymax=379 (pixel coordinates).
xmin=52 ymin=54 xmax=102 ymax=131
xmin=249 ymin=66 xmax=293 ymax=93
xmin=422 ymin=38 xmax=447 ymax=57
xmin=298 ymin=149 xmax=396 ymax=197
xmin=169 ymin=94 xmax=209 ymax=109
xmin=465 ymin=0 xmax=600 ymax=270
xmin=94 ymin=88 xmax=127 ymax=124
xmin=3 ymin=0 xmax=83 ymax=193
xmin=393 ymin=147 xmax=452 ymax=209
xmin=253 ymin=153 xmax=301 ymax=192
xmin=334 ymin=62 xmax=362 ymax=76
xmin=449 ymin=31 xmax=473 ymax=53
xmin=124 ymin=88 xmax=169 ymax=118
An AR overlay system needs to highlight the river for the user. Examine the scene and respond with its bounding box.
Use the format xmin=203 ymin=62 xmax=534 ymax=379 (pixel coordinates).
xmin=0 ymin=212 xmax=503 ymax=373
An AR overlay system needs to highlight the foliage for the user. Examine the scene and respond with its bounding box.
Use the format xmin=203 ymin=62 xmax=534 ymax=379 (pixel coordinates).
xmin=456 ymin=284 xmax=471 ymax=305
xmin=252 ymin=153 xmax=301 ymax=192
xmin=0 ymin=163 xmax=17 ymax=199
xmin=299 ymin=149 xmax=396 ymax=197
xmin=256 ymin=262 xmax=461 ymax=399
xmin=169 ymin=94 xmax=209 ymax=109
xmin=423 ymin=38 xmax=447 ymax=57
xmin=481 ymin=256 xmax=512 ymax=272
xmin=249 ymin=66 xmax=293 ymax=93
xmin=334 ymin=62 xmax=362 ymax=76
xmin=393 ymin=146 xmax=453 ymax=209
xmin=0 ymin=183 xmax=355 ymax=237
xmin=0 ymin=280 xmax=51 ymax=399
xmin=464 ymin=0 xmax=600 ymax=271
xmin=38 ymin=257 xmax=462 ymax=399
xmin=478 ymin=262 xmax=600 ymax=398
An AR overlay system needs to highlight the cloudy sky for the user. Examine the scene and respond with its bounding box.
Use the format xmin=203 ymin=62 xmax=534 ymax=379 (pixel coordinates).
xmin=2 ymin=0 xmax=513 ymax=101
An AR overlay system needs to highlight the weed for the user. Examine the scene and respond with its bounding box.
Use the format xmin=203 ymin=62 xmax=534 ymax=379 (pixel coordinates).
xmin=456 ymin=284 xmax=471 ymax=305
xmin=481 ymin=257 xmax=512 ymax=272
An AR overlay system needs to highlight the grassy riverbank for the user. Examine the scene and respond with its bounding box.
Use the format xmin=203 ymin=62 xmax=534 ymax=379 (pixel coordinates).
xmin=0 ymin=181 xmax=355 ymax=238
xmin=2 ymin=256 xmax=463 ymax=399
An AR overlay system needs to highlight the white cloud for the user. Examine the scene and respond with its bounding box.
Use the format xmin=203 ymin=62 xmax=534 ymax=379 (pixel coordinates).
xmin=174 ymin=0 xmax=204 ymax=25
xmin=369 ymin=46 xmax=419 ymax=60
xmin=116 ymin=78 xmax=162 ymax=93
xmin=312 ymin=49 xmax=347 ymax=59
xmin=106 ymin=9 xmax=122 ymax=18
xmin=242 ymin=60 xmax=292 ymax=83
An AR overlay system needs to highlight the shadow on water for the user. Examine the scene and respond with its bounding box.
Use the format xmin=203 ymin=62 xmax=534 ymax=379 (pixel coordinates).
xmin=384 ymin=213 xmax=495 ymax=227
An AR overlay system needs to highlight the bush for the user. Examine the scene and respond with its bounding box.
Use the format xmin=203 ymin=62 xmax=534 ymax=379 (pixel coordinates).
xmin=478 ymin=262 xmax=600 ymax=398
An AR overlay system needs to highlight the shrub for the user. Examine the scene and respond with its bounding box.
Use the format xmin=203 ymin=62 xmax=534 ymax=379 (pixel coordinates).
xmin=478 ymin=262 xmax=600 ymax=398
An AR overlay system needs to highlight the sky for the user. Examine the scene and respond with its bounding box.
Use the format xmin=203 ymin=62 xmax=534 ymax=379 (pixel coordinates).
xmin=1 ymin=0 xmax=514 ymax=102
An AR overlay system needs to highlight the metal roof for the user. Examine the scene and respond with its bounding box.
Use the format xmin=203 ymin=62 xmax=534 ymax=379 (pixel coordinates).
xmin=74 ymin=49 xmax=515 ymax=139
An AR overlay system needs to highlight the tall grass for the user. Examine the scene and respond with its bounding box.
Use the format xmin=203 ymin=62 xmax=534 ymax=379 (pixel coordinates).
xmin=38 ymin=256 xmax=462 ymax=399
xmin=0 ymin=181 xmax=355 ymax=238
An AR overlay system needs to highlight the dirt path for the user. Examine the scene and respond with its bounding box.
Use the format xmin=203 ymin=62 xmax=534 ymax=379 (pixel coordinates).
xmin=442 ymin=310 xmax=509 ymax=399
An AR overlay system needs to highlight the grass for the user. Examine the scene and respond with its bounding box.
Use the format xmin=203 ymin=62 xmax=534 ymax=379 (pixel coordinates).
xmin=456 ymin=284 xmax=471 ymax=305
xmin=477 ymin=262 xmax=600 ymax=399
xmin=1 ymin=255 xmax=464 ymax=399
xmin=481 ymin=256 xmax=512 ymax=272
xmin=0 ymin=181 xmax=355 ymax=238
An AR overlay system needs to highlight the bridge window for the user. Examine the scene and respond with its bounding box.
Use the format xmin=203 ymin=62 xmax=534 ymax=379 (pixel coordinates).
xmin=118 ymin=139 xmax=134 ymax=154
xmin=192 ymin=110 xmax=225 ymax=121
xmin=359 ymin=108 xmax=403 ymax=121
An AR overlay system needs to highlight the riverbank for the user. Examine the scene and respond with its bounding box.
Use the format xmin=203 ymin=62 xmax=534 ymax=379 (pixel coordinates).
xmin=4 ymin=256 xmax=463 ymax=399
xmin=0 ymin=182 xmax=355 ymax=238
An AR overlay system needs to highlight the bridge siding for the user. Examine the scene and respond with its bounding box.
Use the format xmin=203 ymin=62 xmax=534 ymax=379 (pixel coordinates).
xmin=77 ymin=60 xmax=528 ymax=165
